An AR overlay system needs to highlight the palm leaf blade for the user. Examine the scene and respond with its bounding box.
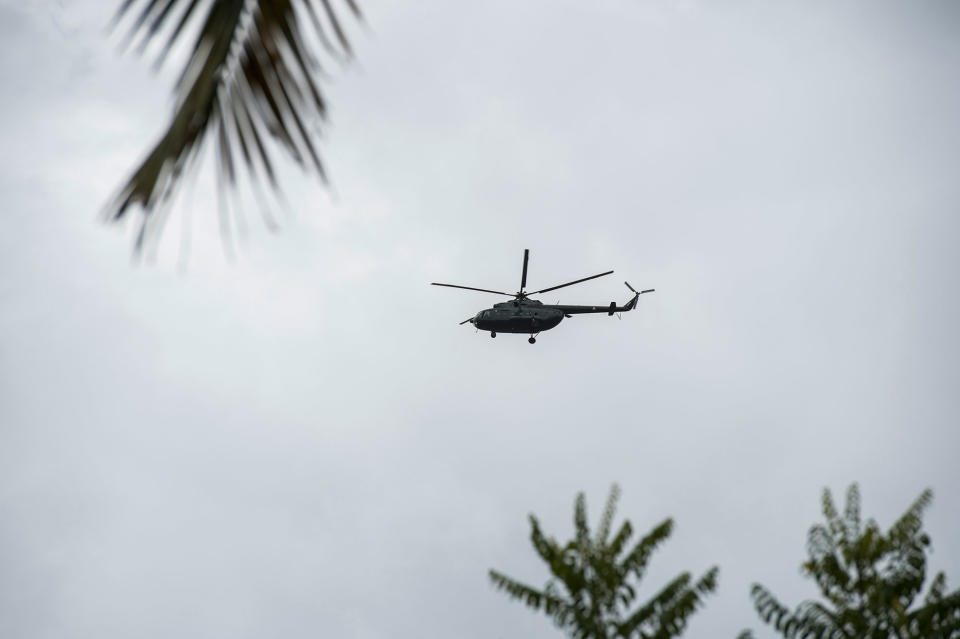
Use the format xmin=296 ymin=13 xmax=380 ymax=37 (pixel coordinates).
xmin=109 ymin=0 xmax=359 ymax=251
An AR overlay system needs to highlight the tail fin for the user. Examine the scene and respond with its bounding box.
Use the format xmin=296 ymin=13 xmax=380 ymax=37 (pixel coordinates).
xmin=623 ymin=281 xmax=653 ymax=311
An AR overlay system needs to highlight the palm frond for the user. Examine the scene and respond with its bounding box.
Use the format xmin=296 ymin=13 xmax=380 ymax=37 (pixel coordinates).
xmin=616 ymin=568 xmax=714 ymax=639
xmin=574 ymin=492 xmax=591 ymax=551
xmin=843 ymin=483 xmax=860 ymax=548
xmin=619 ymin=518 xmax=673 ymax=582
xmin=108 ymin=0 xmax=360 ymax=252
xmin=793 ymin=601 xmax=841 ymax=638
xmin=887 ymin=488 xmax=933 ymax=546
xmin=489 ymin=569 xmax=567 ymax=616
xmin=749 ymin=584 xmax=843 ymax=639
xmin=806 ymin=524 xmax=835 ymax=560
xmin=750 ymin=583 xmax=798 ymax=635
xmin=617 ymin=572 xmax=691 ymax=637
xmin=608 ymin=520 xmax=633 ymax=561
xmin=821 ymin=487 xmax=847 ymax=545
xmin=595 ymin=484 xmax=621 ymax=547
xmin=646 ymin=567 xmax=719 ymax=639
xmin=530 ymin=515 xmax=561 ymax=568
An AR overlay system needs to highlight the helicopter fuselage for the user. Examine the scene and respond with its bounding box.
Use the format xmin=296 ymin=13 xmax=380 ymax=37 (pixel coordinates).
xmin=472 ymin=299 xmax=564 ymax=334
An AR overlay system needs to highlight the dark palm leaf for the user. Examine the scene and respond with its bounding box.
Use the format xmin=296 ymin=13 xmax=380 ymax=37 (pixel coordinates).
xmin=489 ymin=569 xmax=568 ymax=615
xmin=595 ymin=483 xmax=621 ymax=546
xmin=108 ymin=0 xmax=360 ymax=252
xmin=619 ymin=518 xmax=673 ymax=583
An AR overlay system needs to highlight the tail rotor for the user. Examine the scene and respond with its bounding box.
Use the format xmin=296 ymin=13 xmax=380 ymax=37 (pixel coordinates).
xmin=625 ymin=281 xmax=655 ymax=295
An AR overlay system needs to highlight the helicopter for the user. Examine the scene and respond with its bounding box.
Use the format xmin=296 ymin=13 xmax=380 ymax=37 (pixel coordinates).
xmin=431 ymin=249 xmax=654 ymax=343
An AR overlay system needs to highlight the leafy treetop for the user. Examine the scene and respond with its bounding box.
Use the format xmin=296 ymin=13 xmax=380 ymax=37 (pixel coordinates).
xmin=490 ymin=484 xmax=718 ymax=639
xmin=745 ymin=484 xmax=960 ymax=639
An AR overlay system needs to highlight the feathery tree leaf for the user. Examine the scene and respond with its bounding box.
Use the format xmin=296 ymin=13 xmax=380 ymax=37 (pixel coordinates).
xmin=748 ymin=483 xmax=960 ymax=639
xmin=596 ymin=484 xmax=621 ymax=547
xmin=108 ymin=0 xmax=360 ymax=252
xmin=490 ymin=484 xmax=718 ymax=639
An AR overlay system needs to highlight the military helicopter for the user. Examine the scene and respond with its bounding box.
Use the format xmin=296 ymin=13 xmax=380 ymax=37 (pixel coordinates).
xmin=432 ymin=249 xmax=654 ymax=343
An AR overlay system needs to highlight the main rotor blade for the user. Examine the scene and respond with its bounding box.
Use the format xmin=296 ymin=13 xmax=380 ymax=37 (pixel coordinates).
xmin=527 ymin=270 xmax=614 ymax=296
xmin=520 ymin=249 xmax=529 ymax=291
xmin=431 ymin=283 xmax=513 ymax=296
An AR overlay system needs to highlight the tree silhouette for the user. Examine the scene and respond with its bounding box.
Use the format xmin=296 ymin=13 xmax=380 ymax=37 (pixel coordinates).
xmin=745 ymin=484 xmax=960 ymax=639
xmin=108 ymin=0 xmax=360 ymax=251
xmin=490 ymin=485 xmax=718 ymax=639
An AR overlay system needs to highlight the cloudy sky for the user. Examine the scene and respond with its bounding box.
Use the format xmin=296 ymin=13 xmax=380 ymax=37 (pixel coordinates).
xmin=2 ymin=0 xmax=959 ymax=637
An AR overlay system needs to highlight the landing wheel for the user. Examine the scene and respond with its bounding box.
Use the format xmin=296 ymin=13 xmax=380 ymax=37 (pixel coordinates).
xmin=490 ymin=332 xmax=496 ymax=338
xmin=528 ymin=337 xmax=536 ymax=344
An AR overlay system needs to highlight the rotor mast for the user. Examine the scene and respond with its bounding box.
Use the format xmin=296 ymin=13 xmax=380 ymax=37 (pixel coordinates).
xmin=518 ymin=248 xmax=529 ymax=298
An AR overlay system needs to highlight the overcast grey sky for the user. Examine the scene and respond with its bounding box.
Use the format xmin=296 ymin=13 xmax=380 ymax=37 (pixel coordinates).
xmin=1 ymin=1 xmax=959 ymax=637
